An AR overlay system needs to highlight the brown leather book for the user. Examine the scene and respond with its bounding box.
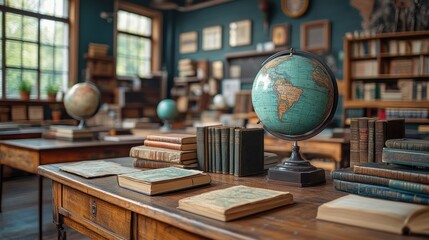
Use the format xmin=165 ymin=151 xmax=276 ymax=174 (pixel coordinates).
xmin=144 ymin=140 xmax=197 ymax=151
xmin=129 ymin=145 xmax=197 ymax=163
xmin=367 ymin=119 xmax=376 ymax=163
xmin=349 ymin=118 xmax=360 ymax=167
xmin=133 ymin=158 xmax=198 ymax=169
xmin=146 ymin=133 xmax=196 ymax=144
xmin=358 ymin=118 xmax=370 ymax=164
xmin=385 ymin=138 xmax=429 ymax=151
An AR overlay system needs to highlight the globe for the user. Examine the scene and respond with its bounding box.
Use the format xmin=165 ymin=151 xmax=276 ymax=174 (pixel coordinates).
xmin=252 ymin=49 xmax=338 ymax=186
xmin=157 ymin=99 xmax=178 ymax=121
xmin=64 ymin=82 xmax=101 ymax=128
xmin=252 ymin=50 xmax=338 ymax=141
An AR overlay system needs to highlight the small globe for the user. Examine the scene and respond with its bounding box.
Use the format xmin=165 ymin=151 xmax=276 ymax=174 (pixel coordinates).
xmin=213 ymin=94 xmax=226 ymax=108
xmin=157 ymin=99 xmax=178 ymax=121
xmin=252 ymin=50 xmax=338 ymax=141
xmin=64 ymin=82 xmax=101 ymax=123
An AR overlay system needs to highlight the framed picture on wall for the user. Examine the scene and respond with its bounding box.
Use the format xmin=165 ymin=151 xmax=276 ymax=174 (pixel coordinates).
xmin=229 ymin=19 xmax=252 ymax=47
xmin=300 ymin=19 xmax=330 ymax=53
xmin=179 ymin=31 xmax=198 ymax=54
xmin=271 ymin=23 xmax=290 ymax=48
xmin=202 ymin=25 xmax=222 ymax=51
xmin=281 ymin=0 xmax=309 ymax=18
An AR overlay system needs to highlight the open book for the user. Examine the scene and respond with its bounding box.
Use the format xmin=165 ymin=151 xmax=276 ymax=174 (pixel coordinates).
xmin=178 ymin=185 xmax=293 ymax=221
xmin=317 ymin=194 xmax=429 ymax=235
xmin=117 ymin=167 xmax=210 ymax=195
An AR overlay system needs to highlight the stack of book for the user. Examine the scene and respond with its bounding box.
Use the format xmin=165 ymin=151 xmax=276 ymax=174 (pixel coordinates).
xmin=52 ymin=126 xmax=95 ymax=141
xmin=131 ymin=133 xmax=199 ymax=169
xmin=196 ymin=125 xmax=264 ymax=176
xmin=334 ymin=138 xmax=429 ymax=205
xmin=349 ymin=118 xmax=404 ymax=167
xmin=177 ymin=58 xmax=196 ymax=78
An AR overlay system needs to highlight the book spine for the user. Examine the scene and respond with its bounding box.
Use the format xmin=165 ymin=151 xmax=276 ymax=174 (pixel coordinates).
xmin=358 ymin=118 xmax=369 ymax=164
xmin=382 ymin=148 xmax=429 ymax=167
xmin=229 ymin=127 xmax=235 ymax=175
xmin=374 ymin=120 xmax=386 ymax=163
xmin=332 ymin=170 xmax=429 ymax=195
xmin=333 ymin=179 xmax=429 ymax=205
xmin=144 ymin=140 xmax=186 ymax=151
xmin=196 ymin=126 xmax=207 ymax=171
xmin=129 ymin=147 xmax=182 ymax=163
xmin=354 ymin=165 xmax=429 ymax=184
xmin=234 ymin=129 xmax=241 ymax=176
xmin=215 ymin=128 xmax=222 ymax=173
xmin=210 ymin=127 xmax=216 ymax=173
xmin=221 ymin=127 xmax=230 ymax=174
xmin=385 ymin=139 xmax=429 ymax=151
xmin=208 ymin=127 xmax=213 ymax=172
xmin=133 ymin=159 xmax=192 ymax=169
xmin=367 ymin=119 xmax=375 ymax=163
xmin=385 ymin=119 xmax=405 ymax=140
xmin=350 ymin=118 xmax=360 ymax=167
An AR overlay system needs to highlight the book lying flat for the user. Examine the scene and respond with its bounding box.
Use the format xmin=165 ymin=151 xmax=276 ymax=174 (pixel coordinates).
xmin=385 ymin=138 xmax=429 ymax=151
xmin=146 ymin=133 xmax=197 ymax=144
xmin=133 ymin=158 xmax=199 ymax=169
xmin=129 ymin=145 xmax=197 ymax=163
xmin=117 ymin=167 xmax=210 ymax=195
xmin=60 ymin=161 xmax=139 ymax=178
xmin=177 ymin=185 xmax=293 ymax=221
xmin=354 ymin=162 xmax=429 ymax=184
xmin=317 ymin=194 xmax=429 ymax=235
xmin=104 ymin=135 xmax=146 ymax=142
xmin=144 ymin=139 xmax=197 ymax=151
xmin=382 ymin=148 xmax=429 ymax=167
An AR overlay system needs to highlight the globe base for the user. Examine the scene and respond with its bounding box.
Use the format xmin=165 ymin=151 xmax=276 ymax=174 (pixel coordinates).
xmin=77 ymin=119 xmax=87 ymax=129
xmin=160 ymin=121 xmax=172 ymax=133
xmin=267 ymin=144 xmax=326 ymax=187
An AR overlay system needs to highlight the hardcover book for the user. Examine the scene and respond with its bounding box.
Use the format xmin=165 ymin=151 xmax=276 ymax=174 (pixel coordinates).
xmin=367 ymin=119 xmax=375 ymax=163
xmin=221 ymin=127 xmax=230 ymax=174
xmin=374 ymin=119 xmax=405 ymax=163
xmin=385 ymin=138 xmax=429 ymax=151
xmin=144 ymin=140 xmax=197 ymax=151
xmin=133 ymin=158 xmax=198 ymax=169
xmin=234 ymin=128 xmax=264 ymax=177
xmin=146 ymin=133 xmax=197 ymax=144
xmin=354 ymin=162 xmax=429 ymax=184
xmin=382 ymin=148 xmax=429 ymax=167
xmin=358 ymin=117 xmax=370 ymax=164
xmin=60 ymin=161 xmax=139 ymax=178
xmin=332 ymin=168 xmax=429 ymax=195
xmin=129 ymin=145 xmax=197 ymax=163
xmin=317 ymin=194 xmax=429 ymax=235
xmin=117 ymin=167 xmax=211 ymax=195
xmin=333 ymin=179 xmax=429 ymax=204
xmin=177 ymin=185 xmax=293 ymax=221
xmin=350 ymin=118 xmax=360 ymax=167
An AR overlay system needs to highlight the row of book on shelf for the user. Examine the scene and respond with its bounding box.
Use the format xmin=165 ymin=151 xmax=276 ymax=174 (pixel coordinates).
xmin=351 ymin=38 xmax=429 ymax=58
xmin=346 ymin=108 xmax=429 ymax=122
xmin=352 ymin=79 xmax=429 ymax=101
xmin=351 ymin=57 xmax=429 ymax=78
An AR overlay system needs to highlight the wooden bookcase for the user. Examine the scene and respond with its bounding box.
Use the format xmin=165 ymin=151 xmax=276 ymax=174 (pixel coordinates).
xmin=343 ymin=31 xmax=429 ymax=129
xmin=84 ymin=54 xmax=116 ymax=103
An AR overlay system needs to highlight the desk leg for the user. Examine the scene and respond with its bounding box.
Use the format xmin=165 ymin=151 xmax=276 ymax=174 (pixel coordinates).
xmin=57 ymin=223 xmax=66 ymax=240
xmin=39 ymin=175 xmax=43 ymax=240
xmin=0 ymin=164 xmax=3 ymax=212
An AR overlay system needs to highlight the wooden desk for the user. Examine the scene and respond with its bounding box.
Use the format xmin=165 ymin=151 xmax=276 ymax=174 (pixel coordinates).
xmin=264 ymin=135 xmax=350 ymax=169
xmin=0 ymin=138 xmax=142 ymax=239
xmin=38 ymin=158 xmax=425 ymax=240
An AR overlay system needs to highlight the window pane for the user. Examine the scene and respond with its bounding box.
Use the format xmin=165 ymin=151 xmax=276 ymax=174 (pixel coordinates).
xmin=40 ymin=72 xmax=53 ymax=96
xmin=117 ymin=11 xmax=128 ymax=32
xmin=23 ymin=16 xmax=38 ymax=42
xmin=23 ymin=0 xmax=39 ymax=13
xmin=6 ymin=69 xmax=22 ymax=98
xmin=6 ymin=0 xmax=23 ymax=9
xmin=22 ymin=42 xmax=38 ymax=68
xmin=127 ymin=12 xmax=139 ymax=35
xmin=6 ymin=13 xmax=22 ymax=39
xmin=55 ymin=0 xmax=68 ymax=18
xmin=55 ymin=22 xmax=68 ymax=46
xmin=117 ymin=33 xmax=127 ymax=55
xmin=40 ymin=46 xmax=54 ymax=70
xmin=54 ymin=47 xmax=67 ymax=71
xmin=139 ymin=15 xmax=151 ymax=36
xmin=128 ymin=35 xmax=138 ymax=57
xmin=40 ymin=19 xmax=55 ymax=45
xmin=40 ymin=0 xmax=55 ymax=16
xmin=6 ymin=40 xmax=22 ymax=67
xmin=141 ymin=38 xmax=151 ymax=58
xmin=139 ymin=60 xmax=150 ymax=77
xmin=116 ymin=56 xmax=126 ymax=76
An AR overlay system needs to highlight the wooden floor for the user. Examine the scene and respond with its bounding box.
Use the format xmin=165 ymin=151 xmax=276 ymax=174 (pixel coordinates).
xmin=0 ymin=174 xmax=89 ymax=240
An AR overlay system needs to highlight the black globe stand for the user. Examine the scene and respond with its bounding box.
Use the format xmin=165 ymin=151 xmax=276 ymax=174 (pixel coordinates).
xmin=268 ymin=141 xmax=325 ymax=187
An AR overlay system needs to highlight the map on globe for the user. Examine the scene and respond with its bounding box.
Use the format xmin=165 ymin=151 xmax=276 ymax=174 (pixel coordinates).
xmin=252 ymin=54 xmax=335 ymax=136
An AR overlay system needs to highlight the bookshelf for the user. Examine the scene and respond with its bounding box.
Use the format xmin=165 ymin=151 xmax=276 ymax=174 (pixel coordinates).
xmin=84 ymin=54 xmax=116 ymax=103
xmin=343 ymin=31 xmax=429 ymax=129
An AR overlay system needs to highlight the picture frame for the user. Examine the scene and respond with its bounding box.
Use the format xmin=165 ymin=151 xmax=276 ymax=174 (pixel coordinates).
xmin=211 ymin=61 xmax=224 ymax=80
xmin=202 ymin=25 xmax=222 ymax=51
xmin=271 ymin=24 xmax=290 ymax=48
xmin=300 ymin=19 xmax=330 ymax=53
xmin=179 ymin=31 xmax=198 ymax=54
xmin=229 ymin=19 xmax=252 ymax=47
xmin=281 ymin=0 xmax=309 ymax=18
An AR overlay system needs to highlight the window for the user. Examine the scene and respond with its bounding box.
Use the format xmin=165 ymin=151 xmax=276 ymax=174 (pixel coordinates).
xmin=116 ymin=2 xmax=161 ymax=79
xmin=0 ymin=0 xmax=77 ymax=100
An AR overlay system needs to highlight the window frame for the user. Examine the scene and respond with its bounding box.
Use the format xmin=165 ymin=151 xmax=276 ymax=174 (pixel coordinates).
xmin=114 ymin=1 xmax=162 ymax=80
xmin=0 ymin=0 xmax=78 ymax=100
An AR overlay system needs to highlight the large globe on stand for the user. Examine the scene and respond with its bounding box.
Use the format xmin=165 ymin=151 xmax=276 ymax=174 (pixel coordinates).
xmin=64 ymin=82 xmax=101 ymax=129
xmin=252 ymin=49 xmax=338 ymax=186
xmin=157 ymin=99 xmax=178 ymax=132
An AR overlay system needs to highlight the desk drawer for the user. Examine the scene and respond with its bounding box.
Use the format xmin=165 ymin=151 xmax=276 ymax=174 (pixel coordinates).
xmin=62 ymin=186 xmax=131 ymax=239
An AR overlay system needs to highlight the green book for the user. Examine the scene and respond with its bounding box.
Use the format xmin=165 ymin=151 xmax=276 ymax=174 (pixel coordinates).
xmin=117 ymin=167 xmax=211 ymax=195
xmin=382 ymin=147 xmax=429 ymax=167
xmin=221 ymin=127 xmax=230 ymax=174
xmin=215 ymin=127 xmax=222 ymax=173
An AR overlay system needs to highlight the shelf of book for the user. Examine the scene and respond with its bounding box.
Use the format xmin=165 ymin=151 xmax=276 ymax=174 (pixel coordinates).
xmin=343 ymin=30 xmax=429 ymax=133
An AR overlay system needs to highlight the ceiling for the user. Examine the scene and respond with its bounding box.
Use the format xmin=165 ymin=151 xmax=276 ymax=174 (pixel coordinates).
xmin=150 ymin=0 xmax=233 ymax=12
